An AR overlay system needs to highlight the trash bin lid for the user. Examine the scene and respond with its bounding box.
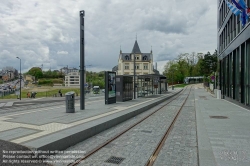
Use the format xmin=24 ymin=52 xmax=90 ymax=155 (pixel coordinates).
xmin=65 ymin=91 xmax=75 ymax=96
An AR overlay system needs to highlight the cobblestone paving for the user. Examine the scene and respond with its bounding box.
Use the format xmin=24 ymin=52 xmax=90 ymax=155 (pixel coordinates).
xmin=154 ymin=90 xmax=198 ymax=166
xmin=79 ymin=106 xmax=180 ymax=166
xmin=46 ymin=89 xmax=189 ymax=166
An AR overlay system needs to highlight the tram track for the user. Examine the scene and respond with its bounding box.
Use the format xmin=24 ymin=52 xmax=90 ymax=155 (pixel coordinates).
xmin=67 ymin=86 xmax=193 ymax=166
xmin=145 ymin=86 xmax=192 ymax=166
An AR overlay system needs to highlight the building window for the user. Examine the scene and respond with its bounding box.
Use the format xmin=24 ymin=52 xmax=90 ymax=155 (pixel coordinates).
xmin=143 ymin=64 xmax=148 ymax=70
xmin=125 ymin=63 xmax=129 ymax=70
xmin=143 ymin=56 xmax=148 ymax=60
xmin=125 ymin=55 xmax=129 ymax=60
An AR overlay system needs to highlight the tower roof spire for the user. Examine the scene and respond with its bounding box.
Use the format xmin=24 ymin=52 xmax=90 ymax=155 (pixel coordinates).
xmin=132 ymin=40 xmax=141 ymax=53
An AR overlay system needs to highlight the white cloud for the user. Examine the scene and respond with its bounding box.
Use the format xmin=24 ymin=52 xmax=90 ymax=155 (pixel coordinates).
xmin=57 ymin=51 xmax=68 ymax=55
xmin=0 ymin=0 xmax=217 ymax=74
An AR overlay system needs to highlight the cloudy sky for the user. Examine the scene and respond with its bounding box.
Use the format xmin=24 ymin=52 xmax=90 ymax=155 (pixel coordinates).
xmin=0 ymin=0 xmax=217 ymax=74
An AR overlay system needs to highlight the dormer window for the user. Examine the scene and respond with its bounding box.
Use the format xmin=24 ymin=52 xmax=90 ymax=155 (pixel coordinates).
xmin=143 ymin=56 xmax=148 ymax=60
xmin=125 ymin=55 xmax=129 ymax=60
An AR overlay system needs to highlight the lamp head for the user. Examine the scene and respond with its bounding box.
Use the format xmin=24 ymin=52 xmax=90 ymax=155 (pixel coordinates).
xmin=79 ymin=10 xmax=85 ymax=16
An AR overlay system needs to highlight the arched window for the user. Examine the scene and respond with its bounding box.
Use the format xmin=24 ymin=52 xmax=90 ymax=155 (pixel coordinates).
xmin=125 ymin=55 xmax=129 ymax=60
xmin=143 ymin=56 xmax=148 ymax=60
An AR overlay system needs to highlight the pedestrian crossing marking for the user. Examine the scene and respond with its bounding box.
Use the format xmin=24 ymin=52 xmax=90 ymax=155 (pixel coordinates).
xmin=15 ymin=103 xmax=34 ymax=106
xmin=0 ymin=103 xmax=6 ymax=107
xmin=5 ymin=102 xmax=14 ymax=107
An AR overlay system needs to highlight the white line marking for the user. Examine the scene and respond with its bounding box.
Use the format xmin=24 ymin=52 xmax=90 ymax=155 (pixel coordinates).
xmin=31 ymin=97 xmax=46 ymax=100
xmin=0 ymin=103 xmax=6 ymax=107
xmin=4 ymin=102 xmax=13 ymax=107
xmin=15 ymin=103 xmax=34 ymax=106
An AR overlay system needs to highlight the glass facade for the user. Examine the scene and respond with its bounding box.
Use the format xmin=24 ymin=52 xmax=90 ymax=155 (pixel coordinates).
xmin=220 ymin=40 xmax=250 ymax=106
xmin=218 ymin=0 xmax=250 ymax=107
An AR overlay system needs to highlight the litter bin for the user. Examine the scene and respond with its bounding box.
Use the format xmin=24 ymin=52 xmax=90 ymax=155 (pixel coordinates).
xmin=65 ymin=91 xmax=75 ymax=113
xmin=172 ymin=86 xmax=174 ymax=90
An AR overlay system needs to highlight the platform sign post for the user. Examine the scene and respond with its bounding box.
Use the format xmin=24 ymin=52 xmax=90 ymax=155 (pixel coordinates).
xmin=105 ymin=71 xmax=116 ymax=104
xmin=79 ymin=10 xmax=85 ymax=110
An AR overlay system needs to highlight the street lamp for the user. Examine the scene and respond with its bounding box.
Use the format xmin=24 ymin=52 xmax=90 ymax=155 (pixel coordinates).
xmin=134 ymin=54 xmax=136 ymax=99
xmin=79 ymin=10 xmax=85 ymax=110
xmin=16 ymin=57 xmax=21 ymax=100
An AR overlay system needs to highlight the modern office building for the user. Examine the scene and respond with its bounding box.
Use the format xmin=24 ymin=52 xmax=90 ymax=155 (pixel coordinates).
xmin=218 ymin=0 xmax=250 ymax=107
xmin=64 ymin=71 xmax=87 ymax=87
xmin=65 ymin=72 xmax=80 ymax=87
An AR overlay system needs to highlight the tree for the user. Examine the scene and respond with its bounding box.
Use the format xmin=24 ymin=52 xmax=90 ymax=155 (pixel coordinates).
xmin=163 ymin=50 xmax=218 ymax=84
xmin=201 ymin=51 xmax=217 ymax=76
xmin=27 ymin=67 xmax=43 ymax=80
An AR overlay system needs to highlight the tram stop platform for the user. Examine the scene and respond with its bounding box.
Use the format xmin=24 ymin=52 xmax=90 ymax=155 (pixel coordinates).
xmin=0 ymin=88 xmax=182 ymax=155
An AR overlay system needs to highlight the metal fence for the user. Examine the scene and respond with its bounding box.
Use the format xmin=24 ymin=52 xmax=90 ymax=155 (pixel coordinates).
xmin=0 ymin=88 xmax=19 ymax=98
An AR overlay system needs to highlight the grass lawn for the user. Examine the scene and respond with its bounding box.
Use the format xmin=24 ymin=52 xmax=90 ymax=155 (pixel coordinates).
xmin=1 ymin=87 xmax=81 ymax=99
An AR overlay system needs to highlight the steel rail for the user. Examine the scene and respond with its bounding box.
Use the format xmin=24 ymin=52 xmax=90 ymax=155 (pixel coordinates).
xmin=145 ymin=86 xmax=193 ymax=166
xmin=68 ymin=87 xmax=190 ymax=166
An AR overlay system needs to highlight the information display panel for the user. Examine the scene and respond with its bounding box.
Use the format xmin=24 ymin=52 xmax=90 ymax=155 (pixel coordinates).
xmin=105 ymin=71 xmax=116 ymax=104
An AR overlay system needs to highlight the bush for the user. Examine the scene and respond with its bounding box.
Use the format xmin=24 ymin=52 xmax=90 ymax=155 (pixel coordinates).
xmin=52 ymin=79 xmax=63 ymax=84
xmin=38 ymin=79 xmax=53 ymax=86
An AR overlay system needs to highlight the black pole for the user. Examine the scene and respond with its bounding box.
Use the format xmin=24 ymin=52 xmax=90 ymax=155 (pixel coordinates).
xmin=16 ymin=57 xmax=21 ymax=100
xmin=80 ymin=10 xmax=85 ymax=110
xmin=20 ymin=59 xmax=21 ymax=100
xmin=159 ymin=79 xmax=161 ymax=94
xmin=172 ymin=71 xmax=173 ymax=89
xmin=133 ymin=54 xmax=136 ymax=99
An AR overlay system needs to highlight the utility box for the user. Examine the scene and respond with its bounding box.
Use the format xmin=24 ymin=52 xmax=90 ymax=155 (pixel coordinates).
xmin=65 ymin=91 xmax=75 ymax=113
xmin=217 ymin=90 xmax=221 ymax=99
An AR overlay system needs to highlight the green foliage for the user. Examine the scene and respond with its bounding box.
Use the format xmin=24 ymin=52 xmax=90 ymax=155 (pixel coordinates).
xmin=200 ymin=50 xmax=218 ymax=76
xmin=43 ymin=70 xmax=64 ymax=78
xmin=52 ymin=79 xmax=63 ymax=84
xmin=163 ymin=50 xmax=218 ymax=84
xmin=1 ymin=88 xmax=81 ymax=99
xmin=27 ymin=67 xmax=43 ymax=79
xmin=86 ymin=71 xmax=105 ymax=89
xmin=38 ymin=79 xmax=53 ymax=86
